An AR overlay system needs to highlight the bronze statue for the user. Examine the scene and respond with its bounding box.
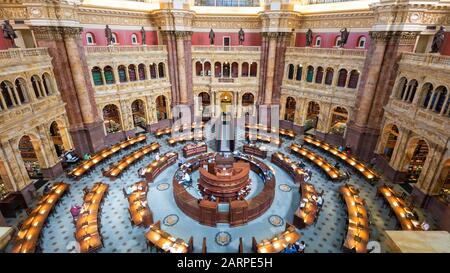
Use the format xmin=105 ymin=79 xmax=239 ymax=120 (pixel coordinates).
xmin=306 ymin=29 xmax=313 ymax=47
xmin=140 ymin=26 xmax=146 ymax=45
xmin=238 ymin=28 xmax=245 ymax=45
xmin=339 ymin=27 xmax=349 ymax=47
xmin=2 ymin=20 xmax=18 ymax=47
xmin=209 ymin=28 xmax=215 ymax=45
xmin=430 ymin=26 xmax=445 ymax=53
xmin=105 ymin=25 xmax=113 ymax=45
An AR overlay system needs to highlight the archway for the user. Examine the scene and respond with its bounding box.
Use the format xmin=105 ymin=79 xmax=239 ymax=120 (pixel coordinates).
xmin=18 ymin=135 xmax=43 ymax=179
xmin=436 ymin=159 xmax=450 ymax=202
xmin=284 ymin=97 xmax=296 ymax=122
xmin=49 ymin=121 xmax=66 ymax=157
xmin=242 ymin=92 xmax=255 ymax=118
xmin=198 ymin=92 xmax=211 ymax=121
xmin=329 ymin=106 xmax=348 ymax=135
xmin=402 ymin=138 xmax=429 ymax=184
xmin=131 ymin=99 xmax=147 ymax=131
xmin=155 ymin=95 xmax=168 ymax=121
xmin=305 ymin=101 xmax=320 ymax=130
xmin=381 ymin=124 xmax=399 ymax=161
xmin=103 ymin=104 xmax=122 ymax=134
xmin=220 ymin=92 xmax=233 ymax=116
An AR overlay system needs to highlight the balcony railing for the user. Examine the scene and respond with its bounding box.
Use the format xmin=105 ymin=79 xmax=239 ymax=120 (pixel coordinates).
xmin=307 ymin=0 xmax=359 ymax=4
xmin=286 ymin=47 xmax=366 ymax=58
xmin=0 ymin=48 xmax=49 ymax=62
xmin=401 ymin=52 xmax=450 ymax=67
xmin=192 ymin=46 xmax=261 ymax=52
xmin=194 ymin=0 xmax=260 ymax=7
xmin=85 ymin=45 xmax=166 ymax=55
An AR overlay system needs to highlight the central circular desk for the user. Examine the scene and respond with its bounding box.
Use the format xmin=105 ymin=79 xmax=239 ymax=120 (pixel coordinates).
xmin=173 ymin=152 xmax=276 ymax=227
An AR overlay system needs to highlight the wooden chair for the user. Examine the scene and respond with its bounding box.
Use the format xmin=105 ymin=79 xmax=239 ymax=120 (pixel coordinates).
xmin=251 ymin=237 xmax=258 ymax=253
xmin=202 ymin=237 xmax=207 ymax=253
xmin=188 ymin=236 xmax=194 ymax=253
xmin=238 ymin=237 xmax=244 ymax=253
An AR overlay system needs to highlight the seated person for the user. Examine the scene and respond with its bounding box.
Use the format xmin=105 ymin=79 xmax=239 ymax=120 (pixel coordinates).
xmin=178 ymin=158 xmax=185 ymax=167
xmin=42 ymin=184 xmax=52 ymax=195
xmin=316 ymin=195 xmax=324 ymax=208
xmin=282 ymin=243 xmax=297 ymax=253
xmin=420 ymin=220 xmax=430 ymax=231
xmin=155 ymin=153 xmax=160 ymax=161
xmin=294 ymin=240 xmax=306 ymax=253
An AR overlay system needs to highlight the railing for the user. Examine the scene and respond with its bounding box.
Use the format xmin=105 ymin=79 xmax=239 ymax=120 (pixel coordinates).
xmin=286 ymin=47 xmax=366 ymax=57
xmin=401 ymin=52 xmax=450 ymax=67
xmin=192 ymin=46 xmax=261 ymax=52
xmin=307 ymin=0 xmax=359 ymax=4
xmin=194 ymin=0 xmax=260 ymax=7
xmin=0 ymin=48 xmax=49 ymax=61
xmin=85 ymin=45 xmax=166 ymax=55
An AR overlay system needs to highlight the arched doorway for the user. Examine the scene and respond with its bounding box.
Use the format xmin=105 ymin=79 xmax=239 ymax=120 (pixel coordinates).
xmin=198 ymin=92 xmax=211 ymax=121
xmin=284 ymin=97 xmax=296 ymax=122
xmin=305 ymin=101 xmax=320 ymax=130
xmin=131 ymin=99 xmax=147 ymax=131
xmin=103 ymin=104 xmax=122 ymax=134
xmin=50 ymin=121 xmax=66 ymax=157
xmin=220 ymin=92 xmax=233 ymax=117
xmin=381 ymin=124 xmax=399 ymax=161
xmin=436 ymin=159 xmax=450 ymax=203
xmin=329 ymin=107 xmax=348 ymax=135
xmin=18 ymin=135 xmax=43 ymax=179
xmin=403 ymin=139 xmax=429 ymax=184
xmin=242 ymin=92 xmax=255 ymax=118
xmin=155 ymin=95 xmax=168 ymax=121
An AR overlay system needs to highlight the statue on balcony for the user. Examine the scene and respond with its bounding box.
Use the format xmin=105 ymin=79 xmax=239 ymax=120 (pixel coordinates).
xmin=209 ymin=29 xmax=215 ymax=45
xmin=339 ymin=27 xmax=350 ymax=47
xmin=141 ymin=27 xmax=146 ymax=45
xmin=306 ymin=29 xmax=313 ymax=47
xmin=430 ymin=26 xmax=445 ymax=54
xmin=238 ymin=28 xmax=245 ymax=45
xmin=2 ymin=20 xmax=18 ymax=48
xmin=105 ymin=25 xmax=113 ymax=45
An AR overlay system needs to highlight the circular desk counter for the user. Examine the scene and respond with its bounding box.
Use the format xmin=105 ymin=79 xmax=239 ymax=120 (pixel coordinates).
xmin=173 ymin=152 xmax=276 ymax=227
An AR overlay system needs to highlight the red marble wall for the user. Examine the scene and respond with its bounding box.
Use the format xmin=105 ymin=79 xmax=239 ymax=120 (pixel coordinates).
xmin=0 ymin=35 xmax=14 ymax=50
xmin=82 ymin=29 xmax=158 ymax=46
xmin=192 ymin=32 xmax=262 ymax=46
xmin=441 ymin=32 xmax=450 ymax=56
xmin=295 ymin=32 xmax=370 ymax=49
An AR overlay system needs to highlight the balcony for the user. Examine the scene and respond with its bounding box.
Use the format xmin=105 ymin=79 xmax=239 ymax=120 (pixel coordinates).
xmin=85 ymin=45 xmax=166 ymax=55
xmin=192 ymin=46 xmax=260 ymax=52
xmin=194 ymin=0 xmax=260 ymax=7
xmin=0 ymin=48 xmax=51 ymax=67
xmin=285 ymin=47 xmax=366 ymax=58
xmin=400 ymin=52 xmax=450 ymax=69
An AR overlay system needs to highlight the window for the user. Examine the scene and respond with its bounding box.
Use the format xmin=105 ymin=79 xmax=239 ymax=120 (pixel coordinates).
xmin=296 ymin=65 xmax=302 ymax=81
xmin=325 ymin=68 xmax=334 ymax=85
xmin=315 ymin=36 xmax=321 ymax=47
xmin=250 ymin=62 xmax=257 ymax=77
xmin=91 ymin=67 xmax=103 ymax=86
xmin=118 ymin=65 xmax=127 ymax=82
xmin=337 ymin=69 xmax=347 ymax=87
xmin=348 ymin=70 xmax=359 ymax=89
xmin=241 ymin=62 xmax=249 ymax=77
xmin=315 ymin=67 xmax=324 ymax=84
xmin=138 ymin=64 xmax=146 ymax=80
xmin=357 ymin=36 xmax=366 ymax=48
xmin=104 ymin=66 xmax=115 ymax=84
xmin=204 ymin=62 xmax=211 ymax=76
xmin=86 ymin=32 xmax=95 ymax=45
xmin=335 ymin=36 xmax=341 ymax=47
xmin=111 ymin=33 xmax=118 ymax=44
xmin=128 ymin=65 xmax=137 ymax=81
xmin=231 ymin=62 xmax=238 ymax=78
xmin=131 ymin=33 xmax=138 ymax=44
xmin=306 ymin=66 xmax=314 ymax=83
xmin=150 ymin=63 xmax=157 ymax=79
xmin=287 ymin=64 xmax=294 ymax=80
xmin=158 ymin=63 xmax=165 ymax=78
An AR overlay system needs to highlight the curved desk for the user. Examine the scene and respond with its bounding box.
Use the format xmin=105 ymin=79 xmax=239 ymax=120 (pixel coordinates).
xmin=12 ymin=182 xmax=69 ymax=253
xmin=68 ymin=135 xmax=146 ymax=179
xmin=127 ymin=181 xmax=153 ymax=227
xmin=271 ymin=152 xmax=306 ymax=184
xmin=103 ymin=142 xmax=160 ymax=180
xmin=294 ymin=182 xmax=319 ymax=228
xmin=140 ymin=152 xmax=178 ymax=182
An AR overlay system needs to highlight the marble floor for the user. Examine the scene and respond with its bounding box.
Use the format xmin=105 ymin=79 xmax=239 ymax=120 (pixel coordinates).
xmin=4 ymin=127 xmax=438 ymax=253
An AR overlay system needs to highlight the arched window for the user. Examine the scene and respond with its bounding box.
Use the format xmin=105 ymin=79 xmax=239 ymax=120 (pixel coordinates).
xmin=421 ymin=83 xmax=433 ymax=109
xmin=337 ymin=69 xmax=348 ymax=87
xmin=158 ymin=63 xmax=165 ymax=78
xmin=287 ymin=64 xmax=294 ymax=80
xmin=315 ymin=36 xmax=321 ymax=47
xmin=397 ymin=77 xmax=408 ymax=99
xmin=296 ymin=65 xmax=302 ymax=81
xmin=214 ymin=62 xmax=222 ymax=77
xmin=325 ymin=68 xmax=334 ymax=85
xmin=433 ymin=86 xmax=448 ymax=113
xmin=348 ymin=70 xmax=359 ymax=89
xmin=111 ymin=33 xmax=118 ymax=44
xmin=150 ymin=63 xmax=157 ymax=79
xmin=0 ymin=81 xmax=15 ymax=109
xmin=250 ymin=62 xmax=257 ymax=77
xmin=103 ymin=104 xmax=122 ymax=134
xmin=223 ymin=62 xmax=230 ymax=78
xmin=204 ymin=62 xmax=211 ymax=76
xmin=284 ymin=97 xmax=296 ymax=122
xmin=42 ymin=73 xmax=53 ymax=95
xmin=118 ymin=65 xmax=127 ymax=82
xmin=86 ymin=32 xmax=95 ymax=45
xmin=128 ymin=64 xmax=137 ymax=81
xmin=138 ymin=64 xmax=146 ymax=80
xmin=330 ymin=107 xmax=349 ymax=136
xmin=335 ymin=36 xmax=341 ymax=47
xmin=242 ymin=62 xmax=249 ymax=77
xmin=91 ymin=67 xmax=103 ymax=86
xmin=195 ymin=61 xmax=203 ymax=76
xmin=357 ymin=36 xmax=366 ymax=48
xmin=231 ymin=62 xmax=238 ymax=78
xmin=404 ymin=80 xmax=418 ymax=102
xmin=306 ymin=66 xmax=314 ymax=83
xmin=242 ymin=93 xmax=254 ymax=106
xmin=31 ymin=75 xmax=42 ymax=98
xmin=15 ymin=78 xmax=28 ymax=104
xmin=315 ymin=66 xmax=324 ymax=84
xmin=155 ymin=95 xmax=168 ymax=121
xmin=104 ymin=66 xmax=115 ymax=84
xmin=131 ymin=33 xmax=138 ymax=44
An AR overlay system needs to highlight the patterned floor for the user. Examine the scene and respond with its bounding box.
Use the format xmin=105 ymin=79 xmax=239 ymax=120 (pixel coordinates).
xmin=4 ymin=126 xmax=438 ymax=253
